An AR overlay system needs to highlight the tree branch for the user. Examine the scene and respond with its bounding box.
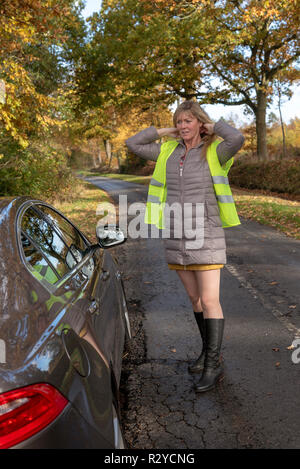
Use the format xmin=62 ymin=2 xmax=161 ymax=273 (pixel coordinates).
xmin=210 ymin=63 xmax=254 ymax=109
xmin=267 ymin=52 xmax=300 ymax=80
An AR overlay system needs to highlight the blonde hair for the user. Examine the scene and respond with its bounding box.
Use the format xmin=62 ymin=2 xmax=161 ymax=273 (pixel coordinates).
xmin=173 ymin=100 xmax=217 ymax=159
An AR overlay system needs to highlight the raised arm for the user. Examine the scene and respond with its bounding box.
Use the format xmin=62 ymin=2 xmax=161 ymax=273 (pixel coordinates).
xmin=125 ymin=126 xmax=162 ymax=162
xmin=214 ymin=118 xmax=245 ymax=166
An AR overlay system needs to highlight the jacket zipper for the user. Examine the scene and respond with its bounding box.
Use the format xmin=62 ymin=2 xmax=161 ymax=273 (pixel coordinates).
xmin=179 ymin=149 xmax=187 ymax=177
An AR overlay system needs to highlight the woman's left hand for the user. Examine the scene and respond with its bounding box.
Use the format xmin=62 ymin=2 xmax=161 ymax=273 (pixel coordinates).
xmin=202 ymin=123 xmax=215 ymax=135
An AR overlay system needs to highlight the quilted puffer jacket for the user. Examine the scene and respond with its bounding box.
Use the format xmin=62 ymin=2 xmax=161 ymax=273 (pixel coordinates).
xmin=125 ymin=118 xmax=245 ymax=265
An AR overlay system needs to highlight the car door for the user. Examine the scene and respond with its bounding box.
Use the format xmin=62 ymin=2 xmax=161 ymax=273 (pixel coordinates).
xmin=19 ymin=202 xmax=116 ymax=445
xmin=36 ymin=204 xmax=122 ymax=372
xmin=89 ymin=247 xmax=126 ymax=385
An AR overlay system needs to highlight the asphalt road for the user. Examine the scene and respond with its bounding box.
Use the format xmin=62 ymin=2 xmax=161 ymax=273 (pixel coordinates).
xmin=86 ymin=175 xmax=300 ymax=449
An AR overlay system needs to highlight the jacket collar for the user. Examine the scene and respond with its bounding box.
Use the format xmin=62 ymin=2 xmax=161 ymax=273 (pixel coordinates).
xmin=178 ymin=139 xmax=205 ymax=149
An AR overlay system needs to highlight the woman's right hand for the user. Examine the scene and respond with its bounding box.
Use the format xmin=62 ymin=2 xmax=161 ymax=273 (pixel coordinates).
xmin=157 ymin=127 xmax=180 ymax=138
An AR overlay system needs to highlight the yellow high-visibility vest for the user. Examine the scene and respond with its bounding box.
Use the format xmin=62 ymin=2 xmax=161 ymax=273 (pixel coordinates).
xmin=144 ymin=139 xmax=241 ymax=229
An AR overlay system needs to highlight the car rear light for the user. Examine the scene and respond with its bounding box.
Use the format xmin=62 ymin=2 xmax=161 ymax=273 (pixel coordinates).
xmin=0 ymin=383 xmax=68 ymax=449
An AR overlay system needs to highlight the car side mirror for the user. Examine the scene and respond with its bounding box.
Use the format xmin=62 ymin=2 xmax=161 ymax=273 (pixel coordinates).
xmin=96 ymin=224 xmax=127 ymax=248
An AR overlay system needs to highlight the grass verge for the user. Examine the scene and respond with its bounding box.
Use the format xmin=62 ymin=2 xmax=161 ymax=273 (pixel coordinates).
xmin=66 ymin=172 xmax=300 ymax=241
xmin=54 ymin=179 xmax=113 ymax=243
xmin=232 ymin=188 xmax=300 ymax=240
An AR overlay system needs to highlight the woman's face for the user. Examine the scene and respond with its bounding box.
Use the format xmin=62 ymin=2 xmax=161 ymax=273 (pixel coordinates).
xmin=175 ymin=112 xmax=203 ymax=143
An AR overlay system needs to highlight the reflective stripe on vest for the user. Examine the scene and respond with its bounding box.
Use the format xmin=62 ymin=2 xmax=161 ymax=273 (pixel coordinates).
xmin=145 ymin=138 xmax=240 ymax=229
xmin=211 ymin=176 xmax=229 ymax=184
xmin=150 ymin=177 xmax=164 ymax=188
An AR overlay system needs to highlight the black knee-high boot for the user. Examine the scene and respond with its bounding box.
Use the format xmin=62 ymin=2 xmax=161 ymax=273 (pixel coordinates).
xmin=195 ymin=318 xmax=224 ymax=393
xmin=188 ymin=311 xmax=206 ymax=374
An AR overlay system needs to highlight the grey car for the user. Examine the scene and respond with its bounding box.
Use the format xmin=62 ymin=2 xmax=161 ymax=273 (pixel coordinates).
xmin=0 ymin=196 xmax=131 ymax=449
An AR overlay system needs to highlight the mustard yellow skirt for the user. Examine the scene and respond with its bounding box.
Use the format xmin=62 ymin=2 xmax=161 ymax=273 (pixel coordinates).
xmin=168 ymin=264 xmax=224 ymax=271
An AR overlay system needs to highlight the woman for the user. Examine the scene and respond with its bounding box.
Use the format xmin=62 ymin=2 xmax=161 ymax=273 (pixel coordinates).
xmin=125 ymin=100 xmax=245 ymax=392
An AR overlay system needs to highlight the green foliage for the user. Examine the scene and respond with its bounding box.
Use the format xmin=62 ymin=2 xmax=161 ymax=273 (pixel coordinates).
xmin=0 ymin=140 xmax=75 ymax=200
xmin=230 ymin=159 xmax=300 ymax=195
xmin=0 ymin=0 xmax=86 ymax=146
xmin=119 ymin=151 xmax=148 ymax=174
xmin=0 ymin=0 xmax=88 ymax=201
xmin=68 ymin=148 xmax=96 ymax=169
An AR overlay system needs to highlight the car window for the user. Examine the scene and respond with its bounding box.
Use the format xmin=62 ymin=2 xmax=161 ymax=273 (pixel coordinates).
xmin=21 ymin=233 xmax=59 ymax=285
xmin=20 ymin=204 xmax=94 ymax=284
xmin=37 ymin=205 xmax=88 ymax=252
xmin=21 ymin=207 xmax=72 ymax=279
xmin=37 ymin=206 xmax=95 ymax=277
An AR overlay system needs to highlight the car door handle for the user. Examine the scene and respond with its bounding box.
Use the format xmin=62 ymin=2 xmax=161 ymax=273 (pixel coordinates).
xmin=100 ymin=270 xmax=110 ymax=281
xmin=88 ymin=299 xmax=100 ymax=315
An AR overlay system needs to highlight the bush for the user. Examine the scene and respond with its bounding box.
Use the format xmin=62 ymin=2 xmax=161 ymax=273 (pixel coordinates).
xmin=120 ymin=151 xmax=148 ymax=174
xmin=229 ymin=158 xmax=300 ymax=195
xmin=0 ymin=141 xmax=77 ymax=201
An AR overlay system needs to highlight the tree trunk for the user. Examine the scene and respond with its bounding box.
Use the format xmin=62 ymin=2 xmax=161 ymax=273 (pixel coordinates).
xmin=97 ymin=148 xmax=102 ymax=166
xmin=279 ymin=115 xmax=286 ymax=160
xmin=92 ymin=154 xmax=97 ymax=168
xmin=277 ymin=87 xmax=286 ymax=160
xmin=103 ymin=139 xmax=113 ymax=168
xmin=255 ymin=90 xmax=268 ymax=161
xmin=115 ymin=151 xmax=120 ymax=172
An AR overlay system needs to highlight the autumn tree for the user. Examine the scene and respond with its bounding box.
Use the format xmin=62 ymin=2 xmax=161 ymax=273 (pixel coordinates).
xmin=0 ymin=0 xmax=86 ymax=147
xmin=195 ymin=0 xmax=300 ymax=161
xmin=83 ymin=0 xmax=300 ymax=160
xmin=69 ymin=93 xmax=173 ymax=171
xmin=0 ymin=0 xmax=89 ymax=198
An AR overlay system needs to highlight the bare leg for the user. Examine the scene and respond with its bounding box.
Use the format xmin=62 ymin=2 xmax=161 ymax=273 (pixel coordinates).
xmin=176 ymin=270 xmax=203 ymax=312
xmin=194 ymin=269 xmax=223 ymax=319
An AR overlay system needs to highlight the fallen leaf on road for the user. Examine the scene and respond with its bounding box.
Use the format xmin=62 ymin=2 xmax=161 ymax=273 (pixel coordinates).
xmin=170 ymin=348 xmax=176 ymax=353
xmin=275 ymin=362 xmax=281 ymax=367
xmin=286 ymin=344 xmax=296 ymax=350
xmin=269 ymin=281 xmax=278 ymax=285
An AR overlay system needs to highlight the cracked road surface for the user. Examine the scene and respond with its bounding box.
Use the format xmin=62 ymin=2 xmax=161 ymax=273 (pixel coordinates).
xmin=86 ymin=176 xmax=300 ymax=449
